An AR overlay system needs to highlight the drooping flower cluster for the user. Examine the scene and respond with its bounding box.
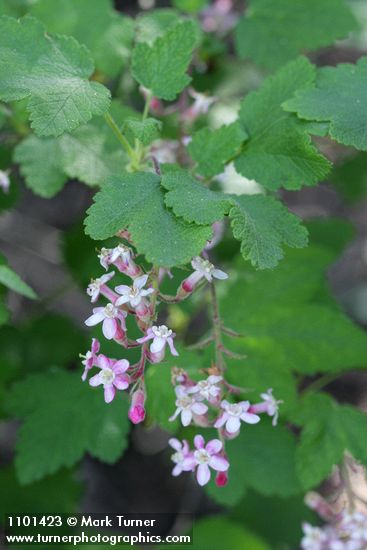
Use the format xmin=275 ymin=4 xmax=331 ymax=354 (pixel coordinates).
xmin=81 ymin=236 xmax=282 ymax=489
xmin=301 ymin=491 xmax=367 ymax=549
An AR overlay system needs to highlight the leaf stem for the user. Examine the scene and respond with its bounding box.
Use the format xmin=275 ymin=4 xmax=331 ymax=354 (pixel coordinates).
xmin=210 ymin=281 xmax=225 ymax=373
xmin=302 ymin=372 xmax=343 ymax=394
xmin=104 ymin=112 xmax=139 ymax=168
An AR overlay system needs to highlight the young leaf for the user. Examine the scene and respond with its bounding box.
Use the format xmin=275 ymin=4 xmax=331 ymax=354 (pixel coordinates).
xmin=162 ymin=168 xmax=232 ymax=225
xmin=131 ymin=20 xmax=198 ymax=100
xmin=84 ymin=172 xmax=212 ymax=267
xmin=0 ymin=262 xmax=37 ymax=299
xmin=234 ymin=57 xmax=331 ymax=190
xmin=29 ymin=0 xmax=134 ymax=78
xmin=124 ymin=117 xmax=162 ymax=146
xmin=284 ymin=57 xmax=367 ymax=151
xmin=188 ymin=123 xmax=247 ymax=178
xmin=229 ymin=194 xmax=308 ymax=270
xmin=5 ymin=370 xmax=130 ymax=484
xmin=235 ymin=0 xmax=357 ymax=70
xmin=0 ymin=15 xmax=111 ymax=136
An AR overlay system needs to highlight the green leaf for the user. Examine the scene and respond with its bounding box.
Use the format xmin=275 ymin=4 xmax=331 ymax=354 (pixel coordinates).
xmin=162 ymin=168 xmax=308 ymax=269
xmin=0 ymin=15 xmax=111 ymax=136
xmin=14 ymin=102 xmax=131 ymax=196
xmin=295 ymin=394 xmax=367 ymax=489
xmin=124 ymin=117 xmax=162 ymax=146
xmin=208 ymin=422 xmax=301 ymax=505
xmin=235 ymin=0 xmax=357 ymax=70
xmin=229 ymin=194 xmax=308 ymax=269
xmin=159 ymin=518 xmax=270 ymax=550
xmin=13 ymin=135 xmax=67 ymax=198
xmin=188 ymin=123 xmax=247 ymax=178
xmin=84 ymin=172 xmax=212 ymax=267
xmin=0 ymin=263 xmax=37 ymax=299
xmin=6 ymin=370 xmax=130 ymax=484
xmin=162 ymin=168 xmax=232 ymax=225
xmin=284 ymin=57 xmax=367 ymax=151
xmin=172 ymin=0 xmax=208 ymax=13
xmin=132 ymin=20 xmax=198 ymax=100
xmin=0 ymin=467 xmax=81 ymax=515
xmin=235 ymin=57 xmax=331 ymax=190
xmin=29 ymin=0 xmax=134 ymax=78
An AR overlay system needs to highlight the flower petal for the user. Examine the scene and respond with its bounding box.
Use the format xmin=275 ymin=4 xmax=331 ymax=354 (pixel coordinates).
xmin=226 ymin=416 xmax=241 ymax=434
xmin=134 ymin=274 xmax=149 ymax=289
xmin=192 ymin=402 xmax=208 ymax=415
xmin=241 ymin=412 xmax=261 ymax=424
xmin=206 ymin=439 xmax=222 ymax=455
xmin=113 ymin=359 xmax=130 ymax=374
xmin=181 ymin=455 xmax=196 ymax=471
xmin=169 ymin=438 xmax=181 ymax=452
xmin=102 ymin=318 xmax=116 ymax=340
xmin=214 ymin=413 xmax=227 ymax=429
xmin=196 ymin=464 xmax=211 ymax=486
xmin=194 ymin=434 xmax=205 ymax=450
xmin=89 ymin=373 xmax=103 ymax=387
xmin=113 ymin=375 xmax=129 ymax=390
xmin=115 ymin=295 xmax=130 ymax=306
xmin=181 ymin=409 xmax=192 ymax=426
xmin=212 ymin=268 xmax=228 ymax=280
xmin=172 ymin=464 xmax=182 ymax=476
xmin=150 ymin=336 xmax=165 ymax=353
xmin=167 ymin=337 xmax=179 ymax=356
xmin=104 ymin=384 xmax=116 ymax=403
xmin=85 ymin=310 xmax=105 ymax=326
xmin=115 ymin=284 xmax=130 ymax=295
xmin=209 ymin=455 xmax=229 ymax=472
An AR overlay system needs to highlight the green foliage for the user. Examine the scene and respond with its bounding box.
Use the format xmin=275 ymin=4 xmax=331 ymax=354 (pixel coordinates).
xmin=188 ymin=123 xmax=247 ymax=177
xmin=124 ymin=117 xmax=162 ymax=146
xmin=84 ymin=172 xmax=212 ymax=267
xmin=235 ymin=57 xmax=331 ymax=190
xmin=207 ymin=421 xmax=301 ymax=506
xmin=0 ymin=15 xmax=110 ymax=136
xmin=229 ymin=194 xmax=308 ymax=269
xmin=285 ymin=57 xmax=367 ymax=150
xmin=6 ymin=370 xmax=130 ymax=484
xmin=29 ymin=0 xmax=134 ymax=78
xmin=235 ymin=0 xmax=357 ymax=69
xmin=14 ymin=102 xmax=131 ymax=197
xmin=159 ymin=517 xmax=270 ymax=550
xmin=0 ymin=467 xmax=81 ymax=515
xmin=162 ymin=168 xmax=308 ymax=269
xmin=132 ymin=20 xmax=198 ymax=100
xmin=331 ymin=154 xmax=367 ymax=202
xmin=295 ymin=393 xmax=367 ymax=489
xmin=0 ymin=261 xmax=37 ymax=299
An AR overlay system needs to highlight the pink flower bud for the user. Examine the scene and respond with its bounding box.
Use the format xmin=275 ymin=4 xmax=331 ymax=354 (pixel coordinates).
xmin=129 ymin=389 xmax=146 ymax=424
xmin=215 ymin=471 xmax=228 ymax=487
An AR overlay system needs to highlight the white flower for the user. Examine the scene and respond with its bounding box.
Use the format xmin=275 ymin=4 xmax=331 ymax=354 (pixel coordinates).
xmin=168 ymin=438 xmax=195 ymax=476
xmin=301 ymin=523 xmax=328 ymax=550
xmin=260 ymin=389 xmax=283 ymax=427
xmin=115 ymin=274 xmax=154 ymax=308
xmin=191 ymin=257 xmax=228 ymax=282
xmin=187 ymin=375 xmax=222 ymax=400
xmin=136 ymin=324 xmax=178 ymax=356
xmin=169 ymin=386 xmax=208 ymax=427
xmin=0 ymin=169 xmax=10 ymax=193
xmin=185 ymin=88 xmax=217 ymax=119
xmin=214 ymin=400 xmax=260 ymax=434
xmin=98 ymin=245 xmax=132 ymax=270
xmin=86 ymin=272 xmax=115 ymax=302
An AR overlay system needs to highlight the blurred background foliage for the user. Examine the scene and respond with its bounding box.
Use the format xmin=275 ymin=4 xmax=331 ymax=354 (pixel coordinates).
xmin=1 ymin=1 xmax=367 ymax=548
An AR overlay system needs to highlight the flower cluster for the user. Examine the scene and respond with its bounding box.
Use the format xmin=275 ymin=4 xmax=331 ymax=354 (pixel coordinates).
xmin=301 ymin=491 xmax=367 ymax=549
xmin=81 ymin=238 xmax=282 ymax=489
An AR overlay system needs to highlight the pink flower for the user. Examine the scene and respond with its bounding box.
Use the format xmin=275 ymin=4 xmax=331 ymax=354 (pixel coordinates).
xmin=215 ymin=471 xmax=228 ymax=487
xmin=115 ymin=274 xmax=154 ymax=309
xmin=86 ymin=271 xmax=115 ymax=303
xmin=214 ymin=400 xmax=260 ymax=434
xmin=301 ymin=523 xmax=328 ymax=550
xmin=89 ymin=355 xmax=130 ymax=403
xmin=169 ymin=438 xmax=195 ymax=476
xmin=137 ymin=325 xmax=178 ymax=363
xmin=85 ymin=303 xmax=127 ymax=340
xmin=187 ymin=375 xmax=222 ymax=401
xmin=180 ymin=257 xmax=228 ymax=295
xmin=98 ymin=245 xmax=141 ymax=278
xmin=192 ymin=435 xmax=229 ymax=486
xmin=80 ymin=338 xmax=100 ymax=381
xmin=169 ymin=386 xmax=208 ymax=426
xmin=182 ymin=88 xmax=216 ymax=121
xmin=128 ymin=389 xmax=146 ymax=424
xmin=250 ymin=389 xmax=283 ymax=426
